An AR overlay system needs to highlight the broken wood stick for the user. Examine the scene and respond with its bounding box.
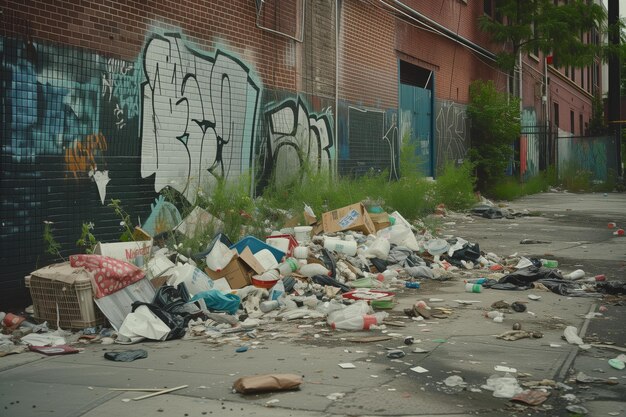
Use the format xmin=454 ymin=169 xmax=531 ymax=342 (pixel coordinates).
xmin=132 ymin=385 xmax=188 ymax=401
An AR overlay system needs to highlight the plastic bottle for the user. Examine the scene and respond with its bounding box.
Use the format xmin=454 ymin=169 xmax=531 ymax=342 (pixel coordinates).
xmin=465 ymin=283 xmax=482 ymax=293
xmin=259 ymin=300 xmax=280 ymax=313
xmin=298 ymin=263 xmax=330 ymax=278
xmin=466 ymin=278 xmax=487 ymax=285
xmin=405 ymin=281 xmax=421 ymax=289
xmin=541 ymin=259 xmax=559 ymax=268
xmin=330 ymin=312 xmax=388 ymax=330
xmin=564 ymin=269 xmax=585 ymax=280
xmin=277 ymin=258 xmax=299 ymax=276
xmin=323 ymin=238 xmax=358 ymax=256
xmin=205 ymin=241 xmax=234 ymax=272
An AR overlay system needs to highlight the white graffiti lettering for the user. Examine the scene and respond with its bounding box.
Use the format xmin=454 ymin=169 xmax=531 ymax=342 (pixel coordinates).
xmin=140 ymin=33 xmax=260 ymax=202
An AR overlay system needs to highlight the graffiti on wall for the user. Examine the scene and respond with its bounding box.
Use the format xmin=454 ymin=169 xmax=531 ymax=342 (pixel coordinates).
xmin=141 ymin=33 xmax=261 ymax=202
xmin=434 ymin=100 xmax=469 ymax=172
xmin=345 ymin=106 xmax=398 ymax=179
xmin=263 ymin=97 xmax=333 ymax=186
xmin=102 ymin=58 xmax=140 ymax=130
xmin=3 ymin=40 xmax=102 ymax=163
xmin=520 ymin=108 xmax=540 ymax=180
xmin=558 ymin=136 xmax=610 ymax=181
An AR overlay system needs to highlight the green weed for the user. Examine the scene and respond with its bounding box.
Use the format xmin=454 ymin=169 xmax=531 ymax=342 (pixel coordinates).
xmin=43 ymin=221 xmax=64 ymax=261
xmin=433 ymin=161 xmax=478 ymax=210
xmin=76 ymin=222 xmax=98 ymax=254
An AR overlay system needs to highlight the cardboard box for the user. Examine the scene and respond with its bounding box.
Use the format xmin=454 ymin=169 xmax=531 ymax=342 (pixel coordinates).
xmin=205 ymin=247 xmax=264 ymax=289
xmin=322 ymin=202 xmax=376 ymax=235
xmin=369 ymin=212 xmax=392 ymax=231
xmin=94 ymin=240 xmax=152 ymax=265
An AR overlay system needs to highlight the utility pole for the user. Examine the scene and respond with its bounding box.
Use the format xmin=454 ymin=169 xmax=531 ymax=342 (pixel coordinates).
xmin=608 ymin=0 xmax=623 ymax=177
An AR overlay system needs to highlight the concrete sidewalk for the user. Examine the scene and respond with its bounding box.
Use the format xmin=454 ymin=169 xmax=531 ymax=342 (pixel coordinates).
xmin=1 ymin=191 xmax=624 ymax=417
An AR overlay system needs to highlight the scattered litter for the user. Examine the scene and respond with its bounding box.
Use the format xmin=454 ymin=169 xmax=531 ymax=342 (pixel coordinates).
xmin=338 ymin=363 xmax=356 ymax=369
xmin=410 ymin=366 xmax=429 ymax=373
xmin=527 ymin=294 xmax=541 ymax=300
xmin=233 ymin=374 xmax=302 ymax=394
xmin=443 ymin=375 xmax=467 ymax=388
xmin=565 ymin=405 xmax=589 ymax=415
xmin=326 ymin=392 xmax=345 ymax=401
xmin=104 ymin=349 xmax=148 ymax=362
xmin=608 ymin=358 xmax=625 ymax=370
xmin=494 ymin=365 xmax=517 ymax=373
xmin=132 ymin=385 xmax=188 ymax=401
xmin=511 ymin=389 xmax=550 ymax=406
xmin=482 ymin=373 xmax=523 ymax=398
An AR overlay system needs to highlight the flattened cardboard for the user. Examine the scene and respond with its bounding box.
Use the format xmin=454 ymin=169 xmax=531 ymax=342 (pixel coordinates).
xmin=322 ymin=202 xmax=376 ymax=235
xmin=369 ymin=212 xmax=392 ymax=231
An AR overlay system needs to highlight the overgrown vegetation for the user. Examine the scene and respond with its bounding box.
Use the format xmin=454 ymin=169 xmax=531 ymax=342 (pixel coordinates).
xmin=108 ymin=199 xmax=135 ymax=242
xmin=467 ymin=80 xmax=521 ymax=191
xmin=76 ymin=222 xmax=98 ymax=254
xmin=43 ymin=221 xmax=64 ymax=261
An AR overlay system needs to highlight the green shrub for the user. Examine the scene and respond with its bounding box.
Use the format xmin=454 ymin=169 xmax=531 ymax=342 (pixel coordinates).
xmin=434 ymin=161 xmax=477 ymax=210
xmin=467 ymin=80 xmax=521 ymax=190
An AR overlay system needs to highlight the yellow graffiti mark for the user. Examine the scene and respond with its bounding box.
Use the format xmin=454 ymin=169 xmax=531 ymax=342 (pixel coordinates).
xmin=64 ymin=133 xmax=108 ymax=178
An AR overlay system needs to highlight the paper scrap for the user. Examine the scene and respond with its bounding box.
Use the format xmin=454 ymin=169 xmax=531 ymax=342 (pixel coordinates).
xmin=338 ymin=363 xmax=356 ymax=369
xmin=410 ymin=366 xmax=429 ymax=373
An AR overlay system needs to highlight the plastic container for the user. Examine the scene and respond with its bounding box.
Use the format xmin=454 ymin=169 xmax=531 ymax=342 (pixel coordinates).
xmin=205 ymin=240 xmax=234 ymax=272
xmin=293 ymin=246 xmax=309 ymax=259
xmin=405 ymin=281 xmax=420 ymax=289
xmin=294 ymin=226 xmax=313 ymax=244
xmin=465 ymin=283 xmax=482 ymax=293
xmin=564 ymin=269 xmax=585 ymax=280
xmin=251 ymin=269 xmax=280 ymax=289
xmin=265 ymin=234 xmax=298 ymax=257
xmin=323 ymin=238 xmax=357 ymax=256
xmin=277 ymin=258 xmax=299 ymax=276
xmin=28 ymin=272 xmax=106 ymax=329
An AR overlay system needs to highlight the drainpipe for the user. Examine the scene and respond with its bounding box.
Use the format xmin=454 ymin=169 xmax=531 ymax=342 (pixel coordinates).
xmin=335 ymin=0 xmax=340 ymax=179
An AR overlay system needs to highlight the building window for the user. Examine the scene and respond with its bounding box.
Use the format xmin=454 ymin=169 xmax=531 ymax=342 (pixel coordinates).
xmin=484 ymin=0 xmax=493 ymax=17
xmin=554 ymin=102 xmax=560 ymax=128
xmin=570 ymin=110 xmax=575 ymax=134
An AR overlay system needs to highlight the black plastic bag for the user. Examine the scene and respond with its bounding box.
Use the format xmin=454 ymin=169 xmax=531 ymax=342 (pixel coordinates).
xmin=311 ymin=274 xmax=351 ymax=293
xmin=131 ymin=301 xmax=187 ymax=340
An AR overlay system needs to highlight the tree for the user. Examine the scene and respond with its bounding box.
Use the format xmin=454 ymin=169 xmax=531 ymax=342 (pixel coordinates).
xmin=468 ymin=80 xmax=521 ymax=190
xmin=479 ymin=0 xmax=607 ymax=72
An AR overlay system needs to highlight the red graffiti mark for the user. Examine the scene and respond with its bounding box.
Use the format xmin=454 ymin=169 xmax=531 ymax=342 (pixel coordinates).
xmin=64 ymin=133 xmax=108 ymax=179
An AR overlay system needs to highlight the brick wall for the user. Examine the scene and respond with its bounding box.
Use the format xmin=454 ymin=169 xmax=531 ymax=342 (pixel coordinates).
xmin=0 ymin=0 xmax=337 ymax=308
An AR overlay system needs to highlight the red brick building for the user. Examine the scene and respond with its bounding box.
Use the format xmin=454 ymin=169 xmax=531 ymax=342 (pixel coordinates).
xmin=0 ymin=0 xmax=598 ymax=306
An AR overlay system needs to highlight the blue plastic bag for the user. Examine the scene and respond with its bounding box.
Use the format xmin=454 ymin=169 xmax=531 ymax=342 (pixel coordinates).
xmin=189 ymin=290 xmax=241 ymax=315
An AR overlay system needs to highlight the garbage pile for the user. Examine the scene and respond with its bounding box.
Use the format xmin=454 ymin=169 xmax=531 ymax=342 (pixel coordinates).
xmin=0 ymin=201 xmax=621 ymax=357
